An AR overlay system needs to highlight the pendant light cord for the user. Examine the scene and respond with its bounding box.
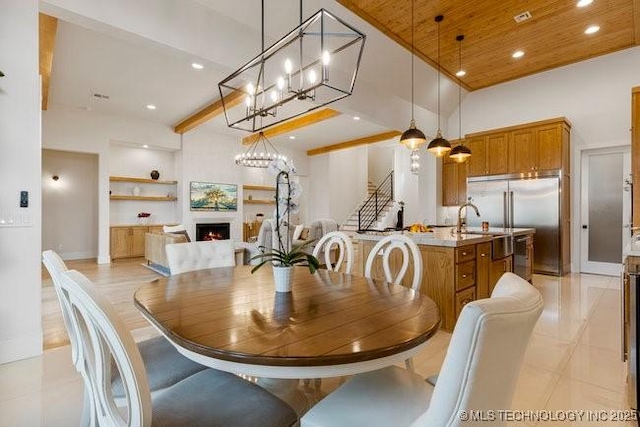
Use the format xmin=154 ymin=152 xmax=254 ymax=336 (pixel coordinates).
xmin=410 ymin=0 xmax=415 ymax=121
xmin=458 ymin=36 xmax=462 ymax=141
xmin=437 ymin=16 xmax=441 ymax=132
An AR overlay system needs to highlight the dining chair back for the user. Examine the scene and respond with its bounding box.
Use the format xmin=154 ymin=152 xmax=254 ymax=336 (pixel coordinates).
xmin=312 ymin=231 xmax=354 ymax=274
xmin=166 ymin=239 xmax=235 ymax=274
xmin=301 ymin=272 xmax=543 ymax=427
xmin=59 ymin=269 xmax=297 ymax=427
xmin=364 ymin=234 xmax=422 ymax=291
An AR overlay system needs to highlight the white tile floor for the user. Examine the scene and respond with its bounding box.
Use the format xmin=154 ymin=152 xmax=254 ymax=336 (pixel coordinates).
xmin=1 ymin=273 xmax=635 ymax=426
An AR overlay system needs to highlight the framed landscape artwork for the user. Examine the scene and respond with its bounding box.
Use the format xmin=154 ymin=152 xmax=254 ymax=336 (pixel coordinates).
xmin=190 ymin=182 xmax=238 ymax=212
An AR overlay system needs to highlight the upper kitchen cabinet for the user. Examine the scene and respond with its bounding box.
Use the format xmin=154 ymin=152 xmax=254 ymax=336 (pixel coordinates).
xmin=465 ymin=133 xmax=508 ymax=177
xmin=633 ymin=87 xmax=640 ymax=227
xmin=509 ymin=120 xmax=569 ymax=173
xmin=442 ymin=147 xmax=468 ymax=206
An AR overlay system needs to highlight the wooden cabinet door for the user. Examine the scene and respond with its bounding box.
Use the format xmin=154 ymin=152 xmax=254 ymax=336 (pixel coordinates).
xmin=475 ymin=242 xmax=491 ymax=299
xmin=455 ymin=286 xmax=476 ymax=319
xmin=537 ymin=124 xmax=562 ymax=170
xmin=131 ymin=227 xmax=147 ymax=257
xmin=442 ymin=162 xmax=458 ymax=206
xmin=487 ymin=133 xmax=509 ymax=175
xmin=510 ymin=128 xmax=536 ymax=173
xmin=489 ymin=256 xmax=513 ymax=295
xmin=457 ymin=161 xmax=468 ymax=204
xmin=110 ymin=228 xmax=131 ymax=259
xmin=466 ymin=137 xmax=487 ymax=176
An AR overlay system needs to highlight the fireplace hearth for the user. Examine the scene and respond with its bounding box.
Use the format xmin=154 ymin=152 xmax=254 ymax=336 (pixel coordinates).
xmin=195 ymin=222 xmax=230 ymax=241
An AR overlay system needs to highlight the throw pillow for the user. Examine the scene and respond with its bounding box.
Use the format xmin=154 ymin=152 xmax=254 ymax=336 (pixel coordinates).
xmin=292 ymin=224 xmax=304 ymax=241
xmin=299 ymin=228 xmax=310 ymax=240
xmin=163 ymin=224 xmax=191 ymax=242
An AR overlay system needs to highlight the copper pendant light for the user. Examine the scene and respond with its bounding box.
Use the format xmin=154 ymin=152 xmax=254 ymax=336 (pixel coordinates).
xmin=427 ymin=15 xmax=451 ymax=157
xmin=449 ymin=34 xmax=472 ymax=163
xmin=400 ymin=0 xmax=426 ymax=151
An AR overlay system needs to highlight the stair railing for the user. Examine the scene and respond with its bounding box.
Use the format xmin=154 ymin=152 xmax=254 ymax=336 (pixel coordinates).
xmin=358 ymin=171 xmax=393 ymax=231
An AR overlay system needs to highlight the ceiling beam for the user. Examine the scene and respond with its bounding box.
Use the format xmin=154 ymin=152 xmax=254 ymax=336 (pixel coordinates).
xmin=39 ymin=13 xmax=58 ymax=111
xmin=242 ymin=108 xmax=341 ymax=145
xmin=307 ymin=130 xmax=401 ymax=156
xmin=174 ymin=90 xmax=244 ymax=134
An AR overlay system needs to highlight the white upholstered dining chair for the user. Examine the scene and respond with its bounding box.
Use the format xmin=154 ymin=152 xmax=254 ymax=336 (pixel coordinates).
xmin=42 ymin=250 xmax=209 ymax=426
xmin=364 ymin=234 xmax=423 ymax=291
xmin=301 ymin=272 xmax=544 ymax=427
xmin=312 ymin=231 xmax=354 ymax=274
xmin=58 ymin=268 xmax=298 ymax=427
xmin=165 ymin=239 xmax=235 ymax=274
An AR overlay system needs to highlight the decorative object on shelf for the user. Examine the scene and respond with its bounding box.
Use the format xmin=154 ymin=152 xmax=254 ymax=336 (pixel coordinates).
xmin=150 ymin=170 xmax=160 ymax=180
xmin=249 ymin=159 xmax=319 ymax=292
xmin=0 ymin=71 xmax=4 ymax=77
xmin=248 ymin=194 xmax=253 ymax=200
xmin=235 ymin=131 xmax=286 ymax=168
xmin=189 ymin=182 xmax=238 ymax=212
xmin=217 ymin=0 xmax=365 ymax=133
xmin=449 ymin=34 xmax=472 ymax=163
xmin=427 ymin=15 xmax=452 ymax=158
xmin=51 ymin=174 xmax=60 ymax=181
xmin=399 ymin=0 xmax=426 ymax=153
xmin=256 ymin=213 xmax=264 ymax=222
xmin=132 ymin=186 xmax=141 ymax=197
xmin=137 ymin=212 xmax=151 ymax=225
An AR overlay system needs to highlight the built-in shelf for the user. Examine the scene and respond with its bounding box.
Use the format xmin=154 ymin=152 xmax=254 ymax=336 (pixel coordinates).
xmin=243 ymin=199 xmax=275 ymax=205
xmin=110 ymin=195 xmax=177 ymax=201
xmin=110 ymin=176 xmax=178 ymax=185
xmin=243 ymin=184 xmax=276 ymax=191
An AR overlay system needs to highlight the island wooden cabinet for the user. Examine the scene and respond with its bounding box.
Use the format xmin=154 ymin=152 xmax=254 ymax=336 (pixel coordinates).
xmin=442 ymin=148 xmax=468 ymax=206
xmin=475 ymin=242 xmax=491 ymax=299
xmin=489 ymin=256 xmax=513 ymax=296
xmin=110 ymin=226 xmax=147 ymax=259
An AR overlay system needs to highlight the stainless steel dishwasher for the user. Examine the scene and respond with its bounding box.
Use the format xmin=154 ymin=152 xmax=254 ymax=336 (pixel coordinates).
xmin=514 ymin=236 xmax=528 ymax=280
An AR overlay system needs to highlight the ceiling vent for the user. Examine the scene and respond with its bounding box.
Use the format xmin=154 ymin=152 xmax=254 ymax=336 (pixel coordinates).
xmin=514 ymin=11 xmax=532 ymax=23
xmin=92 ymin=92 xmax=110 ymax=100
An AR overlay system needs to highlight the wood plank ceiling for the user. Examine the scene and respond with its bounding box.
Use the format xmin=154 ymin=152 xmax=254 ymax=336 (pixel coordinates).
xmin=338 ymin=0 xmax=638 ymax=90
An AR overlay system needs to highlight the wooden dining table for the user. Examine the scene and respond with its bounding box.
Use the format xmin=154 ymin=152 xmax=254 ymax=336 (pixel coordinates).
xmin=134 ymin=265 xmax=441 ymax=380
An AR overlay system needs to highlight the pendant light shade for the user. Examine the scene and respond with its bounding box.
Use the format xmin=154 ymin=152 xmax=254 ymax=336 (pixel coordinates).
xmin=427 ymin=14 xmax=451 ymax=157
xmin=449 ymin=34 xmax=472 ymax=163
xmin=400 ymin=0 xmax=426 ymax=151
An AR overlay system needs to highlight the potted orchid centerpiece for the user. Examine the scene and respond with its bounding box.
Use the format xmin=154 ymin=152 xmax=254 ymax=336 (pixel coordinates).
xmin=250 ymin=158 xmax=319 ymax=292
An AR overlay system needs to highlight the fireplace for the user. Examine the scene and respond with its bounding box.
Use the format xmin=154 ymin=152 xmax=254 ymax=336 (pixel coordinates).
xmin=195 ymin=222 xmax=230 ymax=241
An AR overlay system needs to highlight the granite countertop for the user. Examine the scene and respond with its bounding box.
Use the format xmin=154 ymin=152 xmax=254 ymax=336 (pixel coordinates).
xmin=355 ymin=226 xmax=535 ymax=248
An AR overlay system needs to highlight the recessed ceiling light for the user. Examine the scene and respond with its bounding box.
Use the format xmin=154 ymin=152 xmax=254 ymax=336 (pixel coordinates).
xmin=146 ymin=104 xmax=157 ymax=110
xmin=353 ymin=116 xmax=360 ymax=121
xmin=576 ymin=0 xmax=593 ymax=7
xmin=142 ymin=144 xmax=149 ymax=148
xmin=456 ymin=70 xmax=466 ymax=77
xmin=512 ymin=50 xmax=525 ymax=59
xmin=289 ymin=135 xmax=296 ymax=140
xmin=191 ymin=63 xmax=204 ymax=70
xmin=585 ymin=25 xmax=600 ymax=34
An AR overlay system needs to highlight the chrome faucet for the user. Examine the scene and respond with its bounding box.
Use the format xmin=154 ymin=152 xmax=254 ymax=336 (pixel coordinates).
xmin=457 ymin=201 xmax=481 ymax=234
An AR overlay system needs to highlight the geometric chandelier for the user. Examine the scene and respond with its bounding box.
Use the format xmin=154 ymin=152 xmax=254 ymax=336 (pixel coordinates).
xmin=218 ymin=4 xmax=366 ymax=133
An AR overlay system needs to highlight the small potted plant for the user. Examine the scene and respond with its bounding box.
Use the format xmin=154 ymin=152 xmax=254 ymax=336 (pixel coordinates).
xmin=249 ymin=158 xmax=319 ymax=292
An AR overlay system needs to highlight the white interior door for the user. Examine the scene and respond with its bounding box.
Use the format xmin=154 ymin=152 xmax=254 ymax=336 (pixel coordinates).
xmin=580 ymin=147 xmax=630 ymax=276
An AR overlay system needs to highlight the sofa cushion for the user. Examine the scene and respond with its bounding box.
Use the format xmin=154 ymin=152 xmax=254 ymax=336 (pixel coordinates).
xmin=292 ymin=224 xmax=304 ymax=241
xmin=163 ymin=224 xmax=191 ymax=242
xmin=299 ymin=228 xmax=310 ymax=240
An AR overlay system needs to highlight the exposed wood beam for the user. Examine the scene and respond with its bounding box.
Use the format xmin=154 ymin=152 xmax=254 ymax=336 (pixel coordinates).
xmin=243 ymin=108 xmax=342 ymax=145
xmin=307 ymin=130 xmax=401 ymax=156
xmin=174 ymin=90 xmax=244 ymax=134
xmin=39 ymin=13 xmax=58 ymax=111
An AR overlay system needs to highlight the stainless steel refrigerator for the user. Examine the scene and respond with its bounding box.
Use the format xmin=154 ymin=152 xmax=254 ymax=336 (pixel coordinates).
xmin=467 ymin=172 xmax=561 ymax=275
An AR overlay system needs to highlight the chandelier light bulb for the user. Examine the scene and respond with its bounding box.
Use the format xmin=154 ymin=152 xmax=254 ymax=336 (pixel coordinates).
xmin=277 ymin=77 xmax=285 ymax=90
xmin=245 ymin=96 xmax=252 ymax=107
xmin=284 ymin=58 xmax=293 ymax=74
xmin=308 ymin=69 xmax=317 ymax=84
xmin=322 ymin=50 xmax=331 ymax=65
xmin=270 ymin=90 xmax=278 ymax=103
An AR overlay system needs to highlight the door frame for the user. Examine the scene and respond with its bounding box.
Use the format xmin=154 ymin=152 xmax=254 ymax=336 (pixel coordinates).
xmin=578 ymin=145 xmax=630 ymax=276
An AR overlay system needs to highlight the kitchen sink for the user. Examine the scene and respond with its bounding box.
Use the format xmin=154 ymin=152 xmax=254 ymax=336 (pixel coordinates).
xmin=461 ymin=231 xmax=513 ymax=259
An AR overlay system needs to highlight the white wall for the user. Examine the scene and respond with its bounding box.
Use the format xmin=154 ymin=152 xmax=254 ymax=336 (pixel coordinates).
xmin=42 ymin=104 xmax=179 ymax=262
xmin=446 ymin=46 xmax=640 ymax=270
xmin=368 ymin=146 xmax=394 ymax=186
xmin=0 ymin=0 xmax=42 ymax=364
xmin=43 ymin=150 xmax=98 ymax=260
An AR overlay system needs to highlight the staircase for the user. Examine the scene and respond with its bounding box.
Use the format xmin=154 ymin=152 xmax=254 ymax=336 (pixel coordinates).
xmin=340 ymin=178 xmax=395 ymax=235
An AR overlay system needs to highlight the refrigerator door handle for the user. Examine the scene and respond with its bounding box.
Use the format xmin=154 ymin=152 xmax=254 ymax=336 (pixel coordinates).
xmin=503 ymin=192 xmax=508 ymax=227
xmin=509 ymin=191 xmax=514 ymax=228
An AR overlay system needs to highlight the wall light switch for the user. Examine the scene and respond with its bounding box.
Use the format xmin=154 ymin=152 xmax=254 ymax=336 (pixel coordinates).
xmin=20 ymin=191 xmax=28 ymax=208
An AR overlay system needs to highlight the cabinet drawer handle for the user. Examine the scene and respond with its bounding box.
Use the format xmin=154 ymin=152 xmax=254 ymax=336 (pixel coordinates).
xmin=462 ymin=252 xmax=467 ymax=256
xmin=462 ymin=274 xmax=467 ymax=278
xmin=481 ymin=253 xmax=486 ymax=257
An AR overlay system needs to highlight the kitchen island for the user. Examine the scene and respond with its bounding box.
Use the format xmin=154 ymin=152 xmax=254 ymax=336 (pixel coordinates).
xmin=356 ymin=227 xmax=535 ymax=330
